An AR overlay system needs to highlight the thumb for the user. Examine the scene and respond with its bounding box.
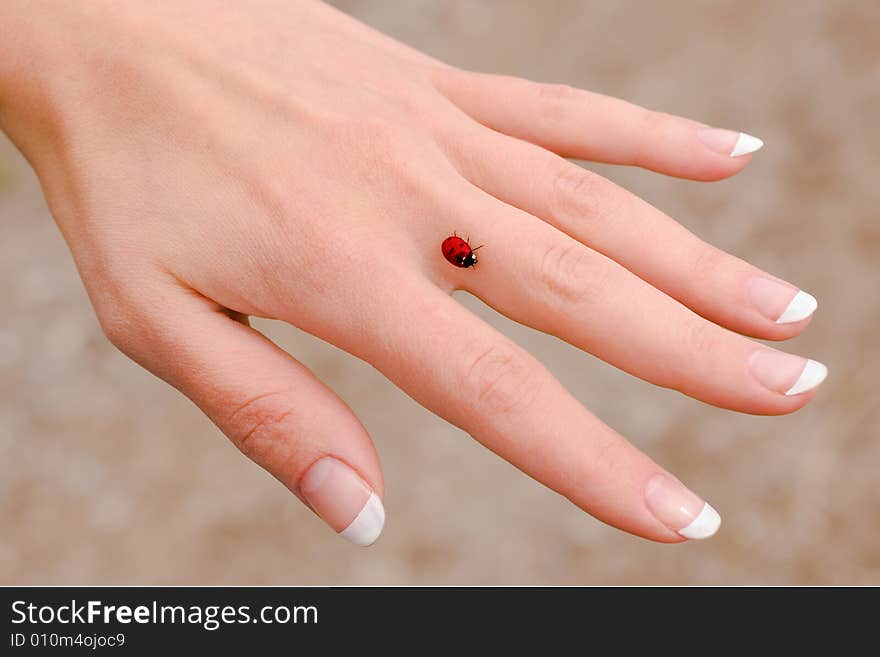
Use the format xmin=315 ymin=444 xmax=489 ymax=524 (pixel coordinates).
xmin=103 ymin=291 xmax=386 ymax=547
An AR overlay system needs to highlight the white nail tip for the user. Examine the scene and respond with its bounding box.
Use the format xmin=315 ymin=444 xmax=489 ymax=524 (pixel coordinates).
xmin=678 ymin=502 xmax=721 ymax=540
xmin=776 ymin=290 xmax=818 ymax=324
xmin=730 ymin=132 xmax=764 ymax=157
xmin=785 ymin=359 xmax=828 ymax=396
xmin=339 ymin=492 xmax=385 ymax=547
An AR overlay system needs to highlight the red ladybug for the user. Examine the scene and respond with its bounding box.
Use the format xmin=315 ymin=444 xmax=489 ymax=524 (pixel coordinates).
xmin=442 ymin=233 xmax=482 ymax=268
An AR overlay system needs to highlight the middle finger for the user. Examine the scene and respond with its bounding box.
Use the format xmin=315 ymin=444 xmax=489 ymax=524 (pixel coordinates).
xmin=447 ymin=125 xmax=817 ymax=340
xmin=433 ymin=185 xmax=827 ymax=415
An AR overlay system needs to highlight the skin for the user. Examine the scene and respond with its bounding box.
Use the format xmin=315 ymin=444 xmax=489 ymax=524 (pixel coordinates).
xmin=0 ymin=0 xmax=819 ymax=543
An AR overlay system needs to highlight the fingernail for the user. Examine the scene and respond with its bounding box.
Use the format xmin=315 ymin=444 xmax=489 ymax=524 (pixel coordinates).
xmin=697 ymin=128 xmax=764 ymax=157
xmin=749 ymin=349 xmax=828 ymax=396
xmin=747 ymin=278 xmax=818 ymax=324
xmin=645 ymin=473 xmax=721 ymax=540
xmin=299 ymin=456 xmax=385 ymax=546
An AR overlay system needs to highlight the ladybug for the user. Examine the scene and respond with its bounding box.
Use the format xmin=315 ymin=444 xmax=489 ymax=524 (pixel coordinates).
xmin=441 ymin=233 xmax=482 ymax=268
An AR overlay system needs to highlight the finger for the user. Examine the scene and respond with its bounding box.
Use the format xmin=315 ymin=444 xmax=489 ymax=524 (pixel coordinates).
xmin=445 ymin=126 xmax=817 ymax=341
xmin=433 ymin=186 xmax=827 ymax=415
xmin=433 ymin=69 xmax=763 ymax=181
xmin=102 ymin=289 xmax=386 ymax=547
xmin=351 ymin=277 xmax=720 ymax=543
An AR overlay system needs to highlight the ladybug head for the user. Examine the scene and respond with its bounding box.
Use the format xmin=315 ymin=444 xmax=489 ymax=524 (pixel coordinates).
xmin=462 ymin=252 xmax=478 ymax=268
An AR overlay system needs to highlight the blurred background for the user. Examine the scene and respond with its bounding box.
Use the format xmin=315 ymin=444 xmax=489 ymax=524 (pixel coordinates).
xmin=2 ymin=0 xmax=878 ymax=584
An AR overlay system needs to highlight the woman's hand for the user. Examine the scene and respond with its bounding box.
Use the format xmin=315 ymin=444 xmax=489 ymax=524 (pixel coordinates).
xmin=0 ymin=0 xmax=825 ymax=545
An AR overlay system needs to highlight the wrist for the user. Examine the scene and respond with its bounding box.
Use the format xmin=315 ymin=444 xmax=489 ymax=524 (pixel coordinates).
xmin=0 ymin=2 xmax=136 ymax=159
xmin=1 ymin=2 xmax=76 ymax=158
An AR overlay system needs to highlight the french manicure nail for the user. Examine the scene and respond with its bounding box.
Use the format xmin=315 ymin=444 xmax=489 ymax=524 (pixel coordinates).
xmin=645 ymin=473 xmax=721 ymax=540
xmin=747 ymin=278 xmax=818 ymax=324
xmin=697 ymin=127 xmax=764 ymax=157
xmin=299 ymin=456 xmax=385 ymax=547
xmin=785 ymin=360 xmax=829 ymax=396
xmin=749 ymin=349 xmax=828 ymax=396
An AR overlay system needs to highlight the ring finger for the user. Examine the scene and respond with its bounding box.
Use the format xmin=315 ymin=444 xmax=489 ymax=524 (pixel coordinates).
xmin=344 ymin=275 xmax=718 ymax=542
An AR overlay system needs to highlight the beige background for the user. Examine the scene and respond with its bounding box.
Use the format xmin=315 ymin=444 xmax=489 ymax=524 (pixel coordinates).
xmin=2 ymin=0 xmax=878 ymax=584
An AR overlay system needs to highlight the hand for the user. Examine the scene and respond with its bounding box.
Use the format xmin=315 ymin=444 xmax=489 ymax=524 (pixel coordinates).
xmin=0 ymin=0 xmax=825 ymax=546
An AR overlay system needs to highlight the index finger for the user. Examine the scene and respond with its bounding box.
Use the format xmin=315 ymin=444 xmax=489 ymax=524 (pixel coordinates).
xmin=433 ymin=69 xmax=763 ymax=181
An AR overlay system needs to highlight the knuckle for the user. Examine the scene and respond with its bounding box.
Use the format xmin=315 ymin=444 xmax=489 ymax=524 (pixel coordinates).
xmin=638 ymin=108 xmax=671 ymax=136
xmin=689 ymin=243 xmax=727 ymax=279
xmin=95 ymin=307 xmax=137 ymax=354
xmin=463 ymin=344 xmax=542 ymax=417
xmin=86 ymin=257 xmax=169 ymax=359
xmin=539 ymin=242 xmax=604 ymax=307
xmin=549 ymin=164 xmax=601 ymax=220
xmin=535 ymin=82 xmax=585 ymax=122
xmin=592 ymin=433 xmax=629 ymax=478
xmin=634 ymin=109 xmax=672 ymax=161
xmin=334 ymin=118 xmax=439 ymax=201
xmin=549 ymin=164 xmax=630 ymax=230
xmin=225 ymin=392 xmax=297 ymax=463
xmin=538 ymin=82 xmax=583 ymax=102
xmin=93 ymin=291 xmax=157 ymax=360
xmin=686 ymin=319 xmax=721 ymax=358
